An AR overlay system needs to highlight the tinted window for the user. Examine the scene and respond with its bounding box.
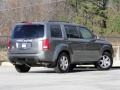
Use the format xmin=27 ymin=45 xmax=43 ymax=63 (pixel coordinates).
xmin=65 ymin=25 xmax=79 ymax=38
xmin=50 ymin=24 xmax=62 ymax=38
xmin=12 ymin=25 xmax=44 ymax=39
xmin=79 ymin=27 xmax=93 ymax=39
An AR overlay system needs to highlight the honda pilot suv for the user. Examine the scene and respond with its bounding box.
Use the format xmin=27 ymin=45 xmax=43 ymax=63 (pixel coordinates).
xmin=8 ymin=21 xmax=114 ymax=73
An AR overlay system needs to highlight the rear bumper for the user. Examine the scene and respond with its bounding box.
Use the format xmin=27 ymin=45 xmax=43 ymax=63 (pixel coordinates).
xmin=8 ymin=53 xmax=55 ymax=67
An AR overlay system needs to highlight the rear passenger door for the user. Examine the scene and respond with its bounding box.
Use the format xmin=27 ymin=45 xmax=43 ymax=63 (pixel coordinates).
xmin=64 ymin=25 xmax=86 ymax=63
xmin=49 ymin=24 xmax=64 ymax=59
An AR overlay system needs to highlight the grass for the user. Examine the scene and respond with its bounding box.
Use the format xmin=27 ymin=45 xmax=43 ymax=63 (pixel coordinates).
xmin=0 ymin=48 xmax=8 ymax=62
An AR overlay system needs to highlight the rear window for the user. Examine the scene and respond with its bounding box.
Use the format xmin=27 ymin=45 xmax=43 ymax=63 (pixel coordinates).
xmin=12 ymin=24 xmax=44 ymax=39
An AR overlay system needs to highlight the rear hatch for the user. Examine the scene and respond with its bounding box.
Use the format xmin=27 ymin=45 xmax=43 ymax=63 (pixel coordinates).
xmin=9 ymin=24 xmax=44 ymax=54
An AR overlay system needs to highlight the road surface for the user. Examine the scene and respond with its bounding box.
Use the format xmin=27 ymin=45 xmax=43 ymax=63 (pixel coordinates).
xmin=0 ymin=66 xmax=120 ymax=90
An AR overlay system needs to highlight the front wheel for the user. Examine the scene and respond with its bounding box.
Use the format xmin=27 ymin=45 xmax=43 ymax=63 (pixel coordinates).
xmin=15 ymin=64 xmax=31 ymax=73
xmin=95 ymin=52 xmax=113 ymax=70
xmin=54 ymin=53 xmax=71 ymax=73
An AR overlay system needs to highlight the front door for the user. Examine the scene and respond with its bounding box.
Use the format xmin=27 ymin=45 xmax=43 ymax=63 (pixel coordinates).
xmin=64 ymin=25 xmax=86 ymax=63
xmin=78 ymin=27 xmax=100 ymax=61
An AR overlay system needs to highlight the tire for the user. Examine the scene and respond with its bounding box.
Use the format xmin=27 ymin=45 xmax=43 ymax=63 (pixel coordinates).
xmin=95 ymin=52 xmax=113 ymax=70
xmin=54 ymin=53 xmax=71 ymax=73
xmin=69 ymin=64 xmax=76 ymax=71
xmin=15 ymin=64 xmax=31 ymax=73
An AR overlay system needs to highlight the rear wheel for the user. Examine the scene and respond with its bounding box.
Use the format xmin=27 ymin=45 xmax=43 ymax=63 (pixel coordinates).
xmin=69 ymin=64 xmax=76 ymax=71
xmin=15 ymin=64 xmax=31 ymax=73
xmin=95 ymin=52 xmax=113 ymax=70
xmin=55 ymin=53 xmax=71 ymax=73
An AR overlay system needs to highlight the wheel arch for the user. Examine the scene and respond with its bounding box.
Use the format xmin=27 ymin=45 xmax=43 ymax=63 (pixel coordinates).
xmin=103 ymin=49 xmax=112 ymax=55
xmin=54 ymin=49 xmax=72 ymax=66
xmin=101 ymin=45 xmax=113 ymax=56
xmin=58 ymin=50 xmax=71 ymax=60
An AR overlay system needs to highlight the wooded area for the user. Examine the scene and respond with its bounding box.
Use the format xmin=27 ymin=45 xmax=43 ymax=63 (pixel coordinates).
xmin=66 ymin=0 xmax=120 ymax=36
xmin=0 ymin=0 xmax=120 ymax=36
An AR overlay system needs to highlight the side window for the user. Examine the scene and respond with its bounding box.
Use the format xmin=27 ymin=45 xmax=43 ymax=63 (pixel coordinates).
xmin=50 ymin=24 xmax=62 ymax=38
xmin=79 ymin=27 xmax=93 ymax=39
xmin=65 ymin=25 xmax=79 ymax=39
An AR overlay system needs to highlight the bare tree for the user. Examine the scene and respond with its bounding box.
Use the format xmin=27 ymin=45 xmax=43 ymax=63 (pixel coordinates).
xmin=0 ymin=0 xmax=68 ymax=35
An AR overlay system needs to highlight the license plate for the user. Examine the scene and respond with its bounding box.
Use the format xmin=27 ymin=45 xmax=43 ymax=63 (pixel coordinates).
xmin=16 ymin=42 xmax=32 ymax=49
xmin=22 ymin=43 xmax=27 ymax=49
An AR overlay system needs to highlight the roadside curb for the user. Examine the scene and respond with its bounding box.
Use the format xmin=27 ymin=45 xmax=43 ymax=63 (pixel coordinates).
xmin=113 ymin=60 xmax=120 ymax=67
xmin=1 ymin=62 xmax=13 ymax=67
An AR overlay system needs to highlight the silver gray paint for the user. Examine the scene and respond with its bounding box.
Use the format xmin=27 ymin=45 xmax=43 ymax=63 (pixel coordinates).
xmin=8 ymin=21 xmax=114 ymax=67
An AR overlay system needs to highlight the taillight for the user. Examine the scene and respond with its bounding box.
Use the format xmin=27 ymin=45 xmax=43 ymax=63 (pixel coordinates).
xmin=42 ymin=39 xmax=50 ymax=51
xmin=8 ymin=40 xmax=11 ymax=49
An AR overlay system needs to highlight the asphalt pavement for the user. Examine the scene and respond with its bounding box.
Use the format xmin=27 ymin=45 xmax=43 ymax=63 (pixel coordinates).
xmin=0 ymin=65 xmax=120 ymax=90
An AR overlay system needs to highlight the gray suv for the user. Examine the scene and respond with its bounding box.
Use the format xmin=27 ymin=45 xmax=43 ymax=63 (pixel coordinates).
xmin=8 ymin=21 xmax=114 ymax=73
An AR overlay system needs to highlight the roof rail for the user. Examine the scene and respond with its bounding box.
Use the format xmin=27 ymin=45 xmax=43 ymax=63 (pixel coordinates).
xmin=48 ymin=20 xmax=69 ymax=23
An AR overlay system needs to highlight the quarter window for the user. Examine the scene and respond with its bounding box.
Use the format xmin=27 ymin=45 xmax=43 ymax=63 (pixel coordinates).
xmin=50 ymin=24 xmax=62 ymax=38
xmin=65 ymin=25 xmax=79 ymax=39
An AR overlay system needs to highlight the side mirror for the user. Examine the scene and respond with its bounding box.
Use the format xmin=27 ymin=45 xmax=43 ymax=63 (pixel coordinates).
xmin=94 ymin=35 xmax=100 ymax=39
